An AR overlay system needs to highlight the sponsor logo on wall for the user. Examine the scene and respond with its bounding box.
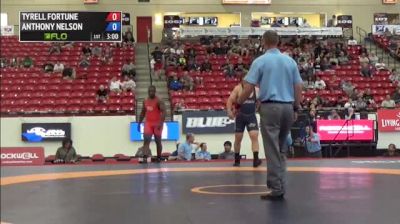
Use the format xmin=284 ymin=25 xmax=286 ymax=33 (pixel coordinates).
xmin=1 ymin=147 xmax=45 ymax=166
xmin=182 ymin=111 xmax=235 ymax=134
xmin=21 ymin=123 xmax=71 ymax=142
xmin=377 ymin=109 xmax=400 ymax=132
xmin=122 ymin=13 xmax=130 ymax=25
xmin=164 ymin=15 xmax=182 ymax=28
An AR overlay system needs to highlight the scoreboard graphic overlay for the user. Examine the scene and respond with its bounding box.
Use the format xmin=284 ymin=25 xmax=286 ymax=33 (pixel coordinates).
xmin=20 ymin=12 xmax=122 ymax=42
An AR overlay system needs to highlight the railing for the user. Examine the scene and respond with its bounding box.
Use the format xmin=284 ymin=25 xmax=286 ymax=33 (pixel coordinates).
xmin=146 ymin=27 xmax=153 ymax=86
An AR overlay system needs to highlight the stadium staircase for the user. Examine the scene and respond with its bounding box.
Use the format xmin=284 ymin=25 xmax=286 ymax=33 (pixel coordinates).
xmin=134 ymin=43 xmax=172 ymax=121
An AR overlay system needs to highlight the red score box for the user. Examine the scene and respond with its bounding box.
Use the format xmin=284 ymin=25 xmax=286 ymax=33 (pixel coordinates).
xmin=1 ymin=147 xmax=45 ymax=166
xmin=106 ymin=12 xmax=121 ymax=22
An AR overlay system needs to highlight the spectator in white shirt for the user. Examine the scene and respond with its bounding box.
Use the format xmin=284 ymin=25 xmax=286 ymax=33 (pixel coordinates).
xmin=301 ymin=19 xmax=311 ymax=28
xmin=381 ymin=95 xmax=396 ymax=108
xmin=344 ymin=98 xmax=355 ymax=109
xmin=109 ymin=77 xmax=122 ymax=93
xmin=375 ymin=58 xmax=387 ymax=71
xmin=122 ymin=75 xmax=136 ymax=92
xmin=53 ymin=61 xmax=64 ymax=73
xmin=314 ymin=76 xmax=326 ymax=90
xmin=368 ymin=52 xmax=379 ymax=65
xmin=359 ymin=53 xmax=369 ymax=64
xmin=347 ymin=36 xmax=358 ymax=45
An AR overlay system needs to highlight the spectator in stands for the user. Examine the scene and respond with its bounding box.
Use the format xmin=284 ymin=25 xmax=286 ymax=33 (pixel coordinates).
xmin=122 ymin=59 xmax=136 ymax=78
xmin=328 ymin=109 xmax=341 ymax=120
xmin=363 ymin=88 xmax=376 ymax=105
xmin=392 ymin=88 xmax=400 ymax=104
xmin=359 ymin=53 xmax=370 ymax=64
xmin=355 ymin=96 xmax=368 ymax=111
xmin=300 ymin=19 xmax=311 ymax=28
xmin=304 ymin=125 xmax=322 ymax=158
xmin=327 ymin=15 xmax=336 ymax=27
xmin=314 ymin=76 xmax=326 ymax=90
xmin=224 ymin=63 xmax=236 ymax=78
xmin=54 ymin=138 xmax=79 ymax=164
xmin=10 ymin=57 xmax=19 ymax=67
xmin=375 ymin=58 xmax=388 ymax=71
xmin=22 ymin=56 xmax=33 ymax=68
xmin=109 ymin=77 xmax=122 ymax=93
xmin=368 ymin=52 xmax=379 ymax=65
xmin=213 ymin=42 xmax=227 ymax=55
xmin=185 ymin=59 xmax=199 ymax=71
xmin=342 ymin=80 xmax=355 ymax=96
xmin=329 ymin=53 xmax=339 ymax=66
xmin=344 ymin=98 xmax=355 ymax=109
xmin=49 ymin=43 xmax=61 ymax=55
xmin=345 ymin=107 xmax=356 ymax=120
xmin=201 ymin=58 xmax=212 ymax=72
xmin=320 ymin=57 xmax=331 ymax=71
xmin=338 ymin=51 xmax=349 ymax=65
xmin=389 ymin=69 xmax=400 ymax=83
xmin=0 ymin=57 xmax=7 ymax=68
xmin=174 ymin=98 xmax=186 ymax=112
xmin=313 ymin=58 xmax=322 ymax=72
xmin=82 ymin=44 xmax=92 ymax=56
xmin=43 ymin=62 xmax=54 ymax=73
xmin=383 ymin=144 xmax=399 ymax=157
xmin=79 ymin=55 xmax=90 ymax=68
xmin=121 ymin=76 xmax=136 ymax=92
xmin=177 ymin=53 xmax=187 ymax=67
xmin=92 ymin=45 xmax=102 ymax=58
xmin=53 ymin=61 xmax=64 ymax=73
xmin=123 ymin=27 xmax=135 ymax=46
xmin=347 ymin=36 xmax=358 ymax=46
xmin=182 ymin=72 xmax=195 ymax=91
xmin=306 ymin=109 xmax=318 ymax=131
xmin=178 ymin=133 xmax=196 ymax=161
xmin=218 ymin=141 xmax=235 ymax=160
xmin=169 ymin=76 xmax=183 ymax=91
xmin=186 ymin=48 xmax=197 ymax=61
xmin=234 ymin=57 xmax=248 ymax=74
xmin=360 ymin=62 xmax=372 ymax=78
xmin=96 ymin=85 xmax=108 ymax=103
xmin=195 ymin=143 xmax=212 ymax=161
xmin=381 ymin=95 xmax=396 ymax=108
xmin=62 ymin=66 xmax=76 ymax=80
xmin=271 ymin=19 xmax=281 ymax=27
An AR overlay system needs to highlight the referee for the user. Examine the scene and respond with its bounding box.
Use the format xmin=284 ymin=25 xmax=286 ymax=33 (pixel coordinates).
xmin=237 ymin=30 xmax=303 ymax=201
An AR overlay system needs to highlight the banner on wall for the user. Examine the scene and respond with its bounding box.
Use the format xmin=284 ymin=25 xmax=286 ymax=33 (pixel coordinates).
xmin=179 ymin=27 xmax=343 ymax=36
xmin=374 ymin=13 xmax=389 ymax=25
xmin=0 ymin=26 xmax=14 ymax=36
xmin=182 ymin=110 xmax=235 ymax=134
xmin=316 ymin=120 xmax=375 ymax=141
xmin=21 ymin=123 xmax=71 ymax=142
xmin=377 ymin=109 xmax=400 ymax=132
xmin=1 ymin=147 xmax=45 ymax=166
xmin=372 ymin=25 xmax=400 ymax=35
xmin=122 ymin=13 xmax=131 ymax=25
xmin=164 ymin=15 xmax=181 ymax=29
xmin=337 ymin=15 xmax=353 ymax=28
xmin=130 ymin=122 xmax=180 ymax=141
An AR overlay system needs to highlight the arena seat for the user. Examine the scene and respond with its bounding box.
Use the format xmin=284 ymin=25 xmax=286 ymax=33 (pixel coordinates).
xmin=91 ymin=154 xmax=105 ymax=161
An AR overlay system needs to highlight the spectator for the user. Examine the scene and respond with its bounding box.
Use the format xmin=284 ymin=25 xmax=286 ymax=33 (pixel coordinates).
xmin=327 ymin=15 xmax=336 ymax=27
xmin=109 ymin=77 xmax=122 ymax=93
xmin=174 ymin=98 xmax=186 ymax=112
xmin=234 ymin=58 xmax=248 ymax=74
xmin=123 ymin=27 xmax=135 ymax=46
xmin=342 ymin=80 xmax=355 ymax=96
xmin=345 ymin=107 xmax=356 ymax=120
xmin=10 ymin=57 xmax=19 ymax=67
xmin=338 ymin=51 xmax=349 ymax=65
xmin=329 ymin=54 xmax=339 ymax=66
xmin=213 ymin=42 xmax=227 ymax=55
xmin=169 ymin=76 xmax=183 ymax=91
xmin=62 ymin=66 xmax=76 ymax=80
xmin=381 ymin=95 xmax=396 ymax=108
xmin=121 ymin=76 xmax=136 ymax=92
xmin=201 ymin=58 xmax=212 ymax=72
xmin=383 ymin=144 xmax=399 ymax=157
xmin=320 ymin=57 xmax=330 ymax=71
xmin=368 ymin=52 xmax=379 ymax=65
xmin=22 ymin=56 xmax=33 ymax=68
xmin=355 ymin=96 xmax=367 ymax=111
xmin=92 ymin=45 xmax=102 ymax=58
xmin=392 ymin=88 xmax=400 ymax=104
xmin=328 ymin=109 xmax=341 ymax=120
xmin=360 ymin=62 xmax=372 ymax=78
xmin=82 ymin=44 xmax=91 ymax=56
xmin=359 ymin=53 xmax=370 ymax=64
xmin=375 ymin=58 xmax=387 ymax=71
xmin=344 ymin=98 xmax=355 ymax=109
xmin=43 ymin=62 xmax=54 ymax=73
xmin=363 ymin=88 xmax=376 ymax=106
xmin=195 ymin=143 xmax=211 ymax=161
xmin=96 ymin=85 xmax=108 ymax=103
xmin=49 ymin=43 xmax=61 ymax=55
xmin=185 ymin=59 xmax=199 ymax=71
xmin=122 ymin=60 xmax=136 ymax=78
xmin=301 ymin=19 xmax=311 ymax=27
xmin=304 ymin=125 xmax=322 ymax=158
xmin=53 ymin=61 xmax=64 ymax=73
xmin=218 ymin=141 xmax=235 ymax=160
xmin=79 ymin=55 xmax=90 ymax=68
xmin=0 ymin=57 xmax=7 ymax=68
xmin=177 ymin=54 xmax=187 ymax=67
xmin=54 ymin=138 xmax=79 ymax=164
xmin=347 ymin=36 xmax=358 ymax=45
xmin=389 ymin=69 xmax=400 ymax=83
xmin=182 ymin=72 xmax=195 ymax=91
xmin=178 ymin=133 xmax=197 ymax=161
xmin=271 ymin=19 xmax=281 ymax=27
xmin=224 ymin=63 xmax=236 ymax=78
xmin=314 ymin=76 xmax=326 ymax=90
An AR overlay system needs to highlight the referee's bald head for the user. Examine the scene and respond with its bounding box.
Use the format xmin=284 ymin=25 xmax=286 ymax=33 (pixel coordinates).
xmin=262 ymin=30 xmax=279 ymax=47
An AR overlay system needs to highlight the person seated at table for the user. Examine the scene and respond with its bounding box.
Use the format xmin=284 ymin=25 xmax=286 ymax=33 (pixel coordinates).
xmin=54 ymin=138 xmax=79 ymax=163
xmin=218 ymin=141 xmax=235 ymax=160
xmin=383 ymin=144 xmax=399 ymax=157
xmin=195 ymin=143 xmax=211 ymax=161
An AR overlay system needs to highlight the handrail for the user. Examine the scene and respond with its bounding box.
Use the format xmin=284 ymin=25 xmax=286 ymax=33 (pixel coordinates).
xmin=146 ymin=27 xmax=153 ymax=86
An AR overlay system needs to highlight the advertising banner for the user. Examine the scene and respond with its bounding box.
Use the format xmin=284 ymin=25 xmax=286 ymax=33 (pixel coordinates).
xmin=130 ymin=122 xmax=180 ymax=141
xmin=164 ymin=15 xmax=181 ymax=29
xmin=21 ymin=123 xmax=71 ymax=142
xmin=180 ymin=27 xmax=343 ymax=36
xmin=1 ymin=147 xmax=45 ymax=166
xmin=182 ymin=110 xmax=235 ymax=134
xmin=122 ymin=13 xmax=130 ymax=25
xmin=316 ymin=120 xmax=375 ymax=141
xmin=372 ymin=25 xmax=400 ymax=35
xmin=0 ymin=25 xmax=14 ymax=36
xmin=377 ymin=109 xmax=400 ymax=132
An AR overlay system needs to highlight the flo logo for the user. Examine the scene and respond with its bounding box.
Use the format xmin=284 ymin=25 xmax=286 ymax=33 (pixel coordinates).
xmin=44 ymin=33 xmax=68 ymax=41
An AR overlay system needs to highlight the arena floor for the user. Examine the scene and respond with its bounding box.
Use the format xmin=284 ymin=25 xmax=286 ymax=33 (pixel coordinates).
xmin=1 ymin=158 xmax=400 ymax=224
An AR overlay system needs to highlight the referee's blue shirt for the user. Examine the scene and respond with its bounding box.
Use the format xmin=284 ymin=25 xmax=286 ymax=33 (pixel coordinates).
xmin=245 ymin=48 xmax=302 ymax=102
